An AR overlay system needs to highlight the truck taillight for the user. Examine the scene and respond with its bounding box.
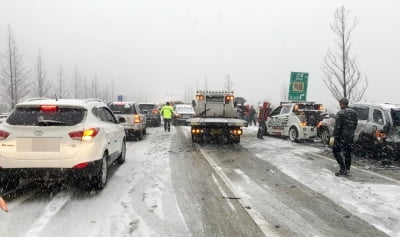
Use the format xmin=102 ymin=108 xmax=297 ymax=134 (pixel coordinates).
xmin=151 ymin=109 xmax=158 ymax=114
xmin=191 ymin=128 xmax=203 ymax=134
xmin=300 ymin=121 xmax=307 ymax=127
xmin=175 ymin=113 xmax=181 ymax=118
xmin=0 ymin=130 xmax=10 ymax=140
xmin=231 ymin=129 xmax=242 ymax=135
xmin=69 ymin=128 xmax=99 ymax=141
xmin=196 ymin=94 xmax=204 ymax=100
xmin=225 ymin=95 xmax=234 ymax=104
xmin=134 ymin=114 xmax=141 ymax=123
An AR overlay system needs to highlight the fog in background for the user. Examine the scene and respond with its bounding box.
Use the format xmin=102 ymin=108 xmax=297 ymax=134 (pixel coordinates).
xmin=1 ymin=0 xmax=399 ymax=112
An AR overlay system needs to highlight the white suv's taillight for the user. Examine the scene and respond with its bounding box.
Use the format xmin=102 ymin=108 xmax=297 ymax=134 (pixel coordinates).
xmin=69 ymin=128 xmax=99 ymax=141
xmin=134 ymin=114 xmax=141 ymax=123
xmin=0 ymin=130 xmax=9 ymax=140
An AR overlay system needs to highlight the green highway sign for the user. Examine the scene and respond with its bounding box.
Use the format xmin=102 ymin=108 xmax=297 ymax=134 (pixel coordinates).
xmin=288 ymin=72 xmax=308 ymax=101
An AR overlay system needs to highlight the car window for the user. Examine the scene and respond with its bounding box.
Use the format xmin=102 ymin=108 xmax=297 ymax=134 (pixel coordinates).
xmin=139 ymin=104 xmax=156 ymax=111
xmin=351 ymin=106 xmax=369 ymax=120
xmin=373 ymin=109 xmax=384 ymax=125
xmin=270 ymin=106 xmax=282 ymax=116
xmin=7 ymin=107 xmax=86 ymax=126
xmin=103 ymin=107 xmax=118 ymax=123
xmin=176 ymin=107 xmax=194 ymax=113
xmin=108 ymin=103 xmax=137 ymax=114
xmin=391 ymin=109 xmax=400 ymax=126
xmin=280 ymin=105 xmax=292 ymax=115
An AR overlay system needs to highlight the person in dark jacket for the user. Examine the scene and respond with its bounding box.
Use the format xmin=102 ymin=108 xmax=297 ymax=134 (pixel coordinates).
xmin=332 ymin=97 xmax=358 ymax=176
xmin=257 ymin=102 xmax=271 ymax=139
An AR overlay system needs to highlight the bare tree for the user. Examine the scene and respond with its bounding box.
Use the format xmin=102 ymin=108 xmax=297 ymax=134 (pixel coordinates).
xmin=57 ymin=64 xmax=69 ymax=98
xmin=224 ymin=74 xmax=233 ymax=92
xmin=34 ymin=50 xmax=51 ymax=98
xmin=322 ymin=6 xmax=368 ymax=103
xmin=0 ymin=26 xmax=30 ymax=109
xmin=72 ymin=64 xmax=81 ymax=99
xmin=91 ymin=74 xmax=98 ymax=98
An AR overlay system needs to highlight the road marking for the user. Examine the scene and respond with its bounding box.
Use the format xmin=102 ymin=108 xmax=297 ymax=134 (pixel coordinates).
xmin=25 ymin=192 xmax=71 ymax=237
xmin=234 ymin=168 xmax=251 ymax=184
xmin=211 ymin=173 xmax=236 ymax=212
xmin=199 ymin=147 xmax=279 ymax=237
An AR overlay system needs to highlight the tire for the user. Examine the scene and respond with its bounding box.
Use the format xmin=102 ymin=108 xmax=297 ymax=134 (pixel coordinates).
xmin=288 ymin=127 xmax=299 ymax=142
xmin=91 ymin=153 xmax=108 ymax=190
xmin=116 ymin=140 xmax=126 ymax=164
xmin=320 ymin=127 xmax=330 ymax=144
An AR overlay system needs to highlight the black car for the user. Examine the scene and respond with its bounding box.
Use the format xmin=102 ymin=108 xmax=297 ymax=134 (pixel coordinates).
xmin=139 ymin=103 xmax=161 ymax=127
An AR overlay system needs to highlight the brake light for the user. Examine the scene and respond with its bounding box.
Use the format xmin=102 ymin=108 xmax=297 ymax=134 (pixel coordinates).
xmin=0 ymin=130 xmax=9 ymax=140
xmin=40 ymin=105 xmax=58 ymax=113
xmin=134 ymin=114 xmax=141 ymax=123
xmin=69 ymin=128 xmax=99 ymax=141
xmin=73 ymin=162 xmax=88 ymax=169
xmin=300 ymin=121 xmax=307 ymax=127
xmin=151 ymin=109 xmax=158 ymax=114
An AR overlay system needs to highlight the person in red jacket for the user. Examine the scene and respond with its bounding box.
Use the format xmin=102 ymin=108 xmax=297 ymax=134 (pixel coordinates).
xmin=257 ymin=102 xmax=271 ymax=139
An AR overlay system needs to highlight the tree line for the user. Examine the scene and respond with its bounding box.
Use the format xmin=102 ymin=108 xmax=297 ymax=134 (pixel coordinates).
xmin=0 ymin=25 xmax=115 ymax=112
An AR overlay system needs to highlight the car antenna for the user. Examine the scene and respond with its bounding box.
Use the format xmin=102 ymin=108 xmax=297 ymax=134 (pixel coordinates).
xmin=55 ymin=94 xmax=58 ymax=101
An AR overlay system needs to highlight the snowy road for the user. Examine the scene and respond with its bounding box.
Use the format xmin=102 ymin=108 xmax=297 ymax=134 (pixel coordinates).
xmin=1 ymin=126 xmax=399 ymax=236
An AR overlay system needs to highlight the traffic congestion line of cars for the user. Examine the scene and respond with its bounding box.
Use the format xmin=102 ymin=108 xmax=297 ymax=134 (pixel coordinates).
xmin=0 ymin=98 xmax=126 ymax=191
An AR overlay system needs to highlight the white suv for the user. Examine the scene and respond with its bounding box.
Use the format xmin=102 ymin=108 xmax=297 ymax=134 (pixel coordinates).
xmin=266 ymin=102 xmax=323 ymax=142
xmin=0 ymin=98 xmax=126 ymax=190
xmin=108 ymin=101 xmax=146 ymax=141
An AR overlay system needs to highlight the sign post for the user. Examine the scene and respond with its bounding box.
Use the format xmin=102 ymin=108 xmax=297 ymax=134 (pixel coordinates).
xmin=117 ymin=95 xmax=123 ymax=102
xmin=288 ymin=72 xmax=309 ymax=101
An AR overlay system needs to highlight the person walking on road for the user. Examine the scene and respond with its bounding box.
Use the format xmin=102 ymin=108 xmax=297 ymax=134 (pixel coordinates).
xmin=160 ymin=102 xmax=175 ymax=132
xmin=257 ymin=102 xmax=271 ymax=139
xmin=332 ymin=97 xmax=358 ymax=176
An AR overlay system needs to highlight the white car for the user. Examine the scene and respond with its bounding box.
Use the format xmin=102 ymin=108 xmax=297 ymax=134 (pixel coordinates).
xmin=0 ymin=98 xmax=126 ymax=190
xmin=173 ymin=104 xmax=195 ymax=126
xmin=266 ymin=102 xmax=323 ymax=142
xmin=108 ymin=101 xmax=147 ymax=141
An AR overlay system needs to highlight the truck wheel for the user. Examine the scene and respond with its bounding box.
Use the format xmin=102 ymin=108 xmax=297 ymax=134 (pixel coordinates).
xmin=289 ymin=127 xmax=299 ymax=143
xmin=320 ymin=127 xmax=330 ymax=144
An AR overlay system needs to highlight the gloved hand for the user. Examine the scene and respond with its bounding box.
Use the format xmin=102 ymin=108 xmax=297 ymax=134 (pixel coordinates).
xmin=329 ymin=137 xmax=335 ymax=147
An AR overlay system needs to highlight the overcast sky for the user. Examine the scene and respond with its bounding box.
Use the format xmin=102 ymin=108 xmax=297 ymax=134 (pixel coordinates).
xmin=1 ymin=0 xmax=399 ymax=111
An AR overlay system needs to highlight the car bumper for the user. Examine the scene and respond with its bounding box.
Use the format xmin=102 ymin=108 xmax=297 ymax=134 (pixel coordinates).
xmin=298 ymin=126 xmax=318 ymax=139
xmin=0 ymin=159 xmax=102 ymax=180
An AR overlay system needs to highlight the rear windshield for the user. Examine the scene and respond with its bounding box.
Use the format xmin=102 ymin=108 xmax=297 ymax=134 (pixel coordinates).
xmin=391 ymin=109 xmax=400 ymax=126
xmin=7 ymin=107 xmax=86 ymax=126
xmin=108 ymin=103 xmax=137 ymax=114
xmin=139 ymin=104 xmax=156 ymax=111
xmin=176 ymin=107 xmax=194 ymax=113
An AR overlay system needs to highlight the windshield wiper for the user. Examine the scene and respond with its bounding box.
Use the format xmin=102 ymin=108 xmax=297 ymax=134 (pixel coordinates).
xmin=38 ymin=120 xmax=67 ymax=126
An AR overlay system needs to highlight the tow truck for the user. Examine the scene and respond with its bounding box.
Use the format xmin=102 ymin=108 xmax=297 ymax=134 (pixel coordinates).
xmin=187 ymin=90 xmax=248 ymax=143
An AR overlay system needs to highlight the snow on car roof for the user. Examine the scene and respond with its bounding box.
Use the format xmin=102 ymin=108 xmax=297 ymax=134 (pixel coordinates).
xmin=17 ymin=98 xmax=104 ymax=108
xmin=352 ymin=102 xmax=400 ymax=110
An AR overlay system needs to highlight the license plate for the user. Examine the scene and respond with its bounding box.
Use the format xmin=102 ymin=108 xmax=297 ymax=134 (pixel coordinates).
xmin=17 ymin=138 xmax=61 ymax=152
xmin=211 ymin=129 xmax=222 ymax=134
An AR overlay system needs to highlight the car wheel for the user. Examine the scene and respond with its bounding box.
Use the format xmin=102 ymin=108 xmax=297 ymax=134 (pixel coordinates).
xmin=136 ymin=130 xmax=143 ymax=141
xmin=289 ymin=127 xmax=299 ymax=142
xmin=143 ymin=127 xmax=147 ymax=135
xmin=320 ymin=127 xmax=330 ymax=144
xmin=116 ymin=140 xmax=126 ymax=164
xmin=91 ymin=153 xmax=108 ymax=190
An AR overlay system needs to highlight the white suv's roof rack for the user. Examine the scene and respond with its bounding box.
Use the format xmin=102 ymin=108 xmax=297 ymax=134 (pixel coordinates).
xmin=84 ymin=98 xmax=103 ymax=103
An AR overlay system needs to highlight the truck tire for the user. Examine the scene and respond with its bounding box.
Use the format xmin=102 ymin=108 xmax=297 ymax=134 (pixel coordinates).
xmin=319 ymin=126 xmax=330 ymax=144
xmin=289 ymin=127 xmax=299 ymax=143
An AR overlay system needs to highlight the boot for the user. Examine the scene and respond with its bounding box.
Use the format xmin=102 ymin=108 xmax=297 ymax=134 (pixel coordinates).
xmin=335 ymin=169 xmax=346 ymax=176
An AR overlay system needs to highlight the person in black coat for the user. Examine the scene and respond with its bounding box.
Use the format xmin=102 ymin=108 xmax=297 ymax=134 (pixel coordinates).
xmin=332 ymin=97 xmax=358 ymax=176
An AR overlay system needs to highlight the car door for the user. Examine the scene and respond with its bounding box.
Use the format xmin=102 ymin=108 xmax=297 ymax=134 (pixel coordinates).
xmin=267 ymin=106 xmax=283 ymax=135
xmin=96 ymin=107 xmax=121 ymax=161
